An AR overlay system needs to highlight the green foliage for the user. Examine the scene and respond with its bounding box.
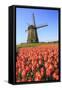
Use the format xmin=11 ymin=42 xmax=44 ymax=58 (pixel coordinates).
xmin=18 ymin=72 xmax=22 ymax=80
xmin=26 ymin=71 xmax=34 ymax=80
xmin=16 ymin=42 xmax=58 ymax=48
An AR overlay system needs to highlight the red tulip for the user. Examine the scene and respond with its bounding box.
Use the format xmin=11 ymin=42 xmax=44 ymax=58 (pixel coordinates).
xmin=16 ymin=44 xmax=59 ymax=82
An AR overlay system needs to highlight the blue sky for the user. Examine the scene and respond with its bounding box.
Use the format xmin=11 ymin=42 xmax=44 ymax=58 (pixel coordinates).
xmin=16 ymin=8 xmax=59 ymax=44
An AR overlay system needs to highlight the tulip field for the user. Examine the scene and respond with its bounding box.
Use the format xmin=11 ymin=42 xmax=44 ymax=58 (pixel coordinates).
xmin=16 ymin=43 xmax=59 ymax=82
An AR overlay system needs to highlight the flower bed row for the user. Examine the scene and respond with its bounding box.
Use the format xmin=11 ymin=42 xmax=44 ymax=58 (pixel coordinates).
xmin=16 ymin=44 xmax=59 ymax=82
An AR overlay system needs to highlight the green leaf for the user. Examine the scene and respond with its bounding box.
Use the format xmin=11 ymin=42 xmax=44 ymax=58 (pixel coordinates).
xmin=26 ymin=71 xmax=34 ymax=80
xmin=31 ymin=72 xmax=34 ymax=80
xmin=36 ymin=65 xmax=40 ymax=72
xmin=18 ymin=72 xmax=22 ymax=80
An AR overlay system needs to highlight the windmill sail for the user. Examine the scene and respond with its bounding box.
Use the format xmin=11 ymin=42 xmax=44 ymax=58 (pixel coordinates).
xmin=36 ymin=25 xmax=48 ymax=29
xmin=33 ymin=13 xmax=36 ymax=26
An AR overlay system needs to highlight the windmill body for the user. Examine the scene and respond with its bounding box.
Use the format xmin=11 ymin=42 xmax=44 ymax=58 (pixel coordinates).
xmin=26 ymin=14 xmax=48 ymax=43
xmin=27 ymin=25 xmax=38 ymax=43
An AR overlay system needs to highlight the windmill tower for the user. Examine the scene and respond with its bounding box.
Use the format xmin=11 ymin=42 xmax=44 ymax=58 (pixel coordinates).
xmin=25 ymin=13 xmax=48 ymax=43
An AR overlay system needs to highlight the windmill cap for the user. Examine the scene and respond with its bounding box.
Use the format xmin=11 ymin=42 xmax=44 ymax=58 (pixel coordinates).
xmin=28 ymin=25 xmax=36 ymax=30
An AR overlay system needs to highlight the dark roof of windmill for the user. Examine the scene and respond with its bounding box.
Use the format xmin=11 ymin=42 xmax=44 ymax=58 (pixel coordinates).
xmin=28 ymin=25 xmax=36 ymax=30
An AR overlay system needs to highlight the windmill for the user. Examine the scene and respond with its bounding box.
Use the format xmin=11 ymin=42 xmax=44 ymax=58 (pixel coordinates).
xmin=25 ymin=13 xmax=48 ymax=43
